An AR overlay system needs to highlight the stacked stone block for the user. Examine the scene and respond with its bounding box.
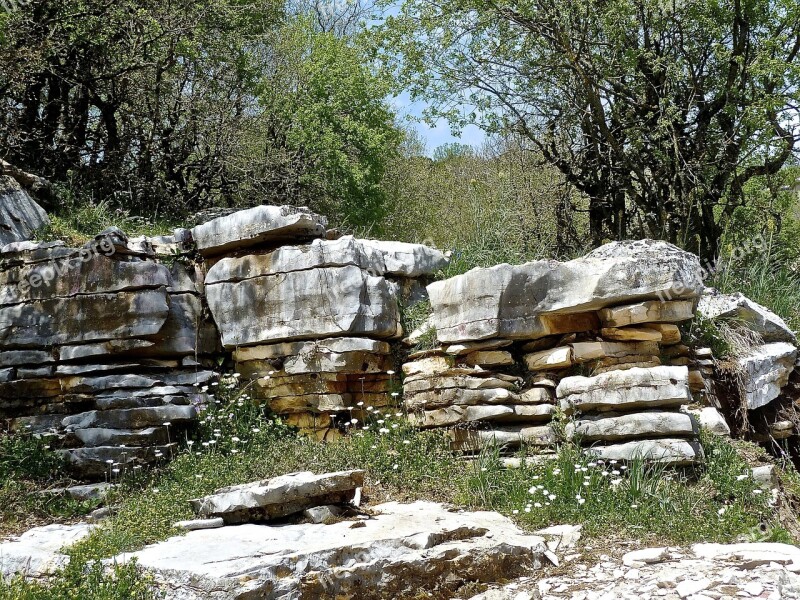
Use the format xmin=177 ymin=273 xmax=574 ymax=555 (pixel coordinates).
xmin=0 ymin=231 xmax=219 ymax=478
xmin=558 ymin=366 xmax=703 ymax=465
xmin=402 ymin=349 xmax=556 ymax=452
xmin=198 ymin=207 xmax=447 ymax=440
xmin=405 ymin=240 xmax=707 ymax=461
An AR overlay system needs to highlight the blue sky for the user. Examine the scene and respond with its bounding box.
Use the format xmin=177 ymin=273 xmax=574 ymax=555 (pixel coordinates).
xmin=389 ymin=93 xmax=487 ymax=156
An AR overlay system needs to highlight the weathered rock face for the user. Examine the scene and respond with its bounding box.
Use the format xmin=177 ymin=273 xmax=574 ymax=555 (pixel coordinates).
xmin=427 ymin=240 xmax=702 ymax=343
xmin=0 ymin=240 xmax=218 ymax=479
xmin=116 ymin=501 xmax=547 ymax=600
xmin=0 ymin=523 xmax=94 ymax=580
xmin=737 ymin=342 xmax=797 ymax=410
xmin=698 ymin=289 xmax=796 ymax=344
xmin=189 ymin=470 xmax=365 ymax=524
xmin=0 ymin=176 xmax=50 ymax=246
xmin=191 ymin=205 xmax=328 ymax=257
xmin=207 ymin=265 xmax=401 ymax=348
xmin=205 ymin=236 xmax=447 ymax=348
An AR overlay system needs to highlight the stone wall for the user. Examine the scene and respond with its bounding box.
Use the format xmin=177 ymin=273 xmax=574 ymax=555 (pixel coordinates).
xmin=0 ymin=230 xmax=218 ymax=478
xmin=403 ymin=240 xmax=714 ymax=464
xmin=2 ymin=201 xmax=799 ymax=477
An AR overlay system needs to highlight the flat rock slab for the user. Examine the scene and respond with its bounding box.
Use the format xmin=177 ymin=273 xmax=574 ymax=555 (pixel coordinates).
xmin=116 ymin=501 xmax=546 ymax=600
xmin=557 ymin=366 xmax=690 ymax=414
xmin=191 ymin=205 xmax=327 ymax=256
xmin=0 ymin=523 xmax=94 ymax=580
xmin=584 ymin=438 xmax=704 ymax=466
xmin=427 ymin=240 xmax=702 ymax=343
xmin=566 ymin=411 xmax=698 ymax=442
xmin=206 ymin=236 xmax=447 ymax=284
xmin=0 ymin=176 xmax=50 ymax=246
xmin=190 ymin=470 xmax=365 ymax=524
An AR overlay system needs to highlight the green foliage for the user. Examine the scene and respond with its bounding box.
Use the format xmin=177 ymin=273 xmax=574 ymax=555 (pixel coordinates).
xmin=37 ymin=188 xmax=176 ymax=245
xmin=0 ymin=435 xmax=63 ymax=482
xmin=686 ymin=315 xmax=733 ymax=359
xmin=251 ymin=19 xmax=402 ymax=228
xmin=383 ymin=137 xmax=589 ymax=273
xmin=0 ymin=0 xmax=400 ymax=227
xmin=399 ymin=299 xmax=438 ymax=350
xmin=377 ymin=0 xmax=800 ymax=258
xmin=0 ymin=435 xmax=95 ymax=538
xmin=711 ymin=231 xmax=800 ymax=331
xmin=0 ymin=560 xmax=154 ymax=600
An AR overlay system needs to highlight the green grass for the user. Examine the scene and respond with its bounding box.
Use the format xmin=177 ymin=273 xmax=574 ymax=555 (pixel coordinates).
xmin=0 ymin=436 xmax=97 ymax=539
xmin=462 ymin=431 xmax=788 ymax=544
xmin=36 ymin=194 xmax=177 ymax=246
xmin=711 ymin=234 xmax=800 ymax=332
xmin=3 ymin=376 xmax=796 ymax=598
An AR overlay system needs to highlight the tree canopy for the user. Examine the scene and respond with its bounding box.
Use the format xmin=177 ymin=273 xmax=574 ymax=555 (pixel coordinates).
xmin=0 ymin=0 xmax=399 ymax=226
xmin=378 ymin=0 xmax=800 ymax=258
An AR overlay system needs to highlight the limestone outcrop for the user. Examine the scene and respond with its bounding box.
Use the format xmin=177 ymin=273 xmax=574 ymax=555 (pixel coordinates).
xmin=0 ymin=176 xmax=50 ymax=246
xmin=202 ymin=220 xmax=447 ymax=441
xmin=0 ymin=236 xmax=218 ymax=478
xmin=4 ymin=198 xmax=797 ymax=472
xmin=427 ymin=240 xmax=702 ymax=343
xmin=115 ymin=501 xmax=548 ymax=599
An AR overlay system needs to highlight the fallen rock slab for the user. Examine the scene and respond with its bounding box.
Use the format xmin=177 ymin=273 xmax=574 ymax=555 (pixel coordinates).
xmin=116 ymin=501 xmax=547 ymax=600
xmin=189 ymin=470 xmax=365 ymax=524
xmin=0 ymin=523 xmax=94 ymax=580
xmin=698 ymin=289 xmax=796 ymax=343
xmin=584 ymin=438 xmax=704 ymax=466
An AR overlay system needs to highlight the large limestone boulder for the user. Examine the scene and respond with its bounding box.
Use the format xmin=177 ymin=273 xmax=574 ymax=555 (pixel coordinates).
xmin=190 ymin=205 xmax=327 ymax=257
xmin=737 ymin=342 xmax=797 ymax=410
xmin=0 ymin=176 xmax=50 ymax=246
xmin=189 ymin=470 xmax=365 ymax=524
xmin=115 ymin=501 xmax=547 ymax=599
xmin=698 ymin=289 xmax=796 ymax=343
xmin=206 ymin=265 xmax=401 ymax=348
xmin=428 ymin=240 xmax=702 ymax=343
